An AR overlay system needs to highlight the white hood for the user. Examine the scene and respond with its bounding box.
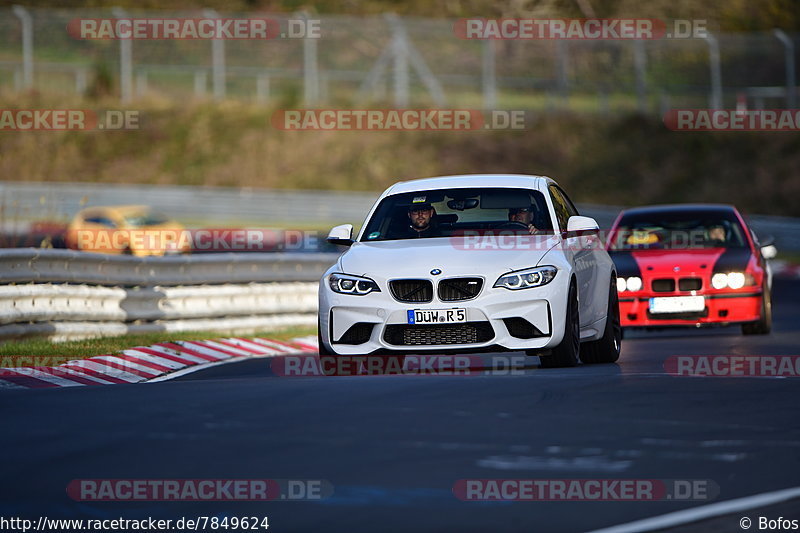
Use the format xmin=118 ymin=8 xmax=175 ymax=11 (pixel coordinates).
xmin=339 ymin=235 xmax=560 ymax=279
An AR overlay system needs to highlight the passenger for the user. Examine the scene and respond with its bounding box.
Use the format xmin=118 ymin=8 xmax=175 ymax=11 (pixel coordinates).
xmin=508 ymin=206 xmax=538 ymax=234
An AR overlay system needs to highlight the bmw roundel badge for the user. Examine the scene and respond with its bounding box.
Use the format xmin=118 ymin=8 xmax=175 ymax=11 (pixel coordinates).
xmin=430 ymin=269 xmax=442 ymax=275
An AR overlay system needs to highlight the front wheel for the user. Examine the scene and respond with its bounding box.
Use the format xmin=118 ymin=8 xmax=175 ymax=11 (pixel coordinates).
xmin=580 ymin=276 xmax=622 ymax=364
xmin=540 ymin=280 xmax=580 ymax=368
xmin=742 ymin=287 xmax=772 ymax=335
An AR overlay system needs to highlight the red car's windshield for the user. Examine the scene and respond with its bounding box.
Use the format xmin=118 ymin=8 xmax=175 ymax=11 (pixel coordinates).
xmin=610 ymin=210 xmax=748 ymax=250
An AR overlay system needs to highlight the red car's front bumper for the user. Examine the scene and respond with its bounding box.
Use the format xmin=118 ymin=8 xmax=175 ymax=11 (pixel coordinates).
xmin=619 ymin=290 xmax=763 ymax=327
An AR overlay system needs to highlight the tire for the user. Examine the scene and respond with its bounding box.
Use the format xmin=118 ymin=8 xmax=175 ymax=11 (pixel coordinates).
xmin=742 ymin=286 xmax=772 ymax=335
xmin=580 ymin=276 xmax=622 ymax=364
xmin=540 ymin=280 xmax=580 ymax=368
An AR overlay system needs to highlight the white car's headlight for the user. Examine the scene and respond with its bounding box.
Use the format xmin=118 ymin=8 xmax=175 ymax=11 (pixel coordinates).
xmin=494 ymin=266 xmax=557 ymax=290
xmin=712 ymin=271 xmax=746 ymax=290
xmin=328 ymin=273 xmax=381 ymax=295
xmin=617 ymin=276 xmax=643 ymax=292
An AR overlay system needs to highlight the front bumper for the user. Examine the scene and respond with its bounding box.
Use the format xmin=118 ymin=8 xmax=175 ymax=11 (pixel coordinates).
xmin=319 ymin=273 xmax=570 ymax=355
xmin=619 ymin=290 xmax=763 ymax=327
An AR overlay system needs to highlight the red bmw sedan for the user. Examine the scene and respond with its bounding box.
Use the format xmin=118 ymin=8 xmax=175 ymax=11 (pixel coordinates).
xmin=607 ymin=204 xmax=774 ymax=335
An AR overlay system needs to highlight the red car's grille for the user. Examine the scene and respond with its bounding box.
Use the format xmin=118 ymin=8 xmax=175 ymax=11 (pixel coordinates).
xmin=652 ymin=277 xmax=704 ymax=293
xmin=652 ymin=279 xmax=675 ymax=292
xmin=678 ymin=278 xmax=703 ymax=291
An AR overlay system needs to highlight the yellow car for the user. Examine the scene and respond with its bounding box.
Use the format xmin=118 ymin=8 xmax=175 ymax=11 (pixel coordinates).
xmin=66 ymin=205 xmax=190 ymax=256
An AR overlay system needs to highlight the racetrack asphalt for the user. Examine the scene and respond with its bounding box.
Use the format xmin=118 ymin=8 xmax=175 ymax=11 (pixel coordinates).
xmin=2 ymin=280 xmax=799 ymax=532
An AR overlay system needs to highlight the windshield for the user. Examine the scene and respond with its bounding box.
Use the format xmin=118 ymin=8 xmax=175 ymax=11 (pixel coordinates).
xmin=610 ymin=210 xmax=748 ymax=250
xmin=360 ymin=187 xmax=553 ymax=241
xmin=123 ymin=210 xmax=171 ymax=227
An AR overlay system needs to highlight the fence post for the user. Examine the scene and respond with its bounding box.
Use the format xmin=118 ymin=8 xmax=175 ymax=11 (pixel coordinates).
xmin=633 ymin=40 xmax=647 ymax=113
xmin=482 ymin=39 xmax=497 ymax=109
xmin=112 ymin=7 xmax=133 ymax=104
xmin=194 ymin=70 xmax=207 ymax=97
xmin=204 ymin=9 xmax=226 ymax=101
xmin=773 ymin=29 xmax=796 ymax=109
xmin=136 ymin=70 xmax=148 ymax=96
xmin=12 ymin=5 xmax=33 ymax=89
xmin=703 ymin=33 xmax=722 ymax=109
xmin=300 ymin=12 xmax=320 ymax=106
xmin=75 ymin=68 xmax=87 ymax=95
xmin=387 ymin=15 xmax=410 ymax=108
xmin=556 ymin=40 xmax=569 ymax=104
xmin=256 ymin=74 xmax=270 ymax=104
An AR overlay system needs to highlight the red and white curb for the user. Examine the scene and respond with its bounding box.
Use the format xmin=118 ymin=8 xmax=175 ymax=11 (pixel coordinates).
xmin=0 ymin=336 xmax=318 ymax=390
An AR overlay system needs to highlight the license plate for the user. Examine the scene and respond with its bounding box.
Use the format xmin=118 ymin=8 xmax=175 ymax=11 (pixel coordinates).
xmin=407 ymin=308 xmax=467 ymax=324
xmin=649 ymin=296 xmax=706 ymax=314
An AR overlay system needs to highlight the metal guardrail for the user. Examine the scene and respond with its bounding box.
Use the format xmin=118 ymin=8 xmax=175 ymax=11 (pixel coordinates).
xmin=0 ymin=248 xmax=339 ymax=285
xmin=0 ymin=248 xmax=336 ymax=341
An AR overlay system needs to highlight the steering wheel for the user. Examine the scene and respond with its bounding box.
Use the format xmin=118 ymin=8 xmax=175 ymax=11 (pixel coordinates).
xmin=495 ymin=221 xmax=530 ymax=231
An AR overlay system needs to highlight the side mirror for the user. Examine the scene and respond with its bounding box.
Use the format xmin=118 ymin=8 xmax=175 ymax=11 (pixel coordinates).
xmin=327 ymin=224 xmax=354 ymax=246
xmin=761 ymin=244 xmax=778 ymax=260
xmin=566 ymin=216 xmax=600 ymax=236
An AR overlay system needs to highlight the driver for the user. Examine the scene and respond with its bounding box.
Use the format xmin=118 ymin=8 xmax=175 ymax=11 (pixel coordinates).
xmin=508 ymin=206 xmax=538 ymax=234
xmin=404 ymin=203 xmax=441 ymax=238
xmin=707 ymin=224 xmax=727 ymax=244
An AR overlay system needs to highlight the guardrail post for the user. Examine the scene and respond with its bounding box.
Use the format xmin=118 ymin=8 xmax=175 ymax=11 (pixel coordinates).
xmin=12 ymin=5 xmax=33 ymax=89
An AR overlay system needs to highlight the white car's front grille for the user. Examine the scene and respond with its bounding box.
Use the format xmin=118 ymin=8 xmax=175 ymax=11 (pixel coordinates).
xmin=389 ymin=279 xmax=433 ymax=303
xmin=437 ymin=277 xmax=483 ymax=301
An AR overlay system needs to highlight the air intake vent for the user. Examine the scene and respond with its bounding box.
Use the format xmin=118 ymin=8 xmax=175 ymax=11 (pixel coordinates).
xmin=502 ymin=317 xmax=546 ymax=339
xmin=389 ymin=279 xmax=433 ymax=303
xmin=383 ymin=322 xmax=494 ymax=346
xmin=438 ymin=277 xmax=483 ymax=301
xmin=334 ymin=323 xmax=375 ymax=345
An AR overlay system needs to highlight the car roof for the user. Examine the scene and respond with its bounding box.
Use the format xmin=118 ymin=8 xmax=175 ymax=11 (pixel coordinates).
xmin=81 ymin=205 xmax=150 ymax=215
xmin=384 ymin=174 xmax=554 ymax=195
xmin=620 ymin=203 xmax=739 ymax=216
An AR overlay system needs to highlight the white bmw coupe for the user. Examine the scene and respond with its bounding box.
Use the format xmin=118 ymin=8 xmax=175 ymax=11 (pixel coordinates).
xmin=318 ymin=175 xmax=621 ymax=367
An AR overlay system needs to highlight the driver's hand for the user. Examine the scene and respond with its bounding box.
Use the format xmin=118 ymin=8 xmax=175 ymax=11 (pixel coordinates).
xmin=527 ymin=224 xmax=538 ymax=234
